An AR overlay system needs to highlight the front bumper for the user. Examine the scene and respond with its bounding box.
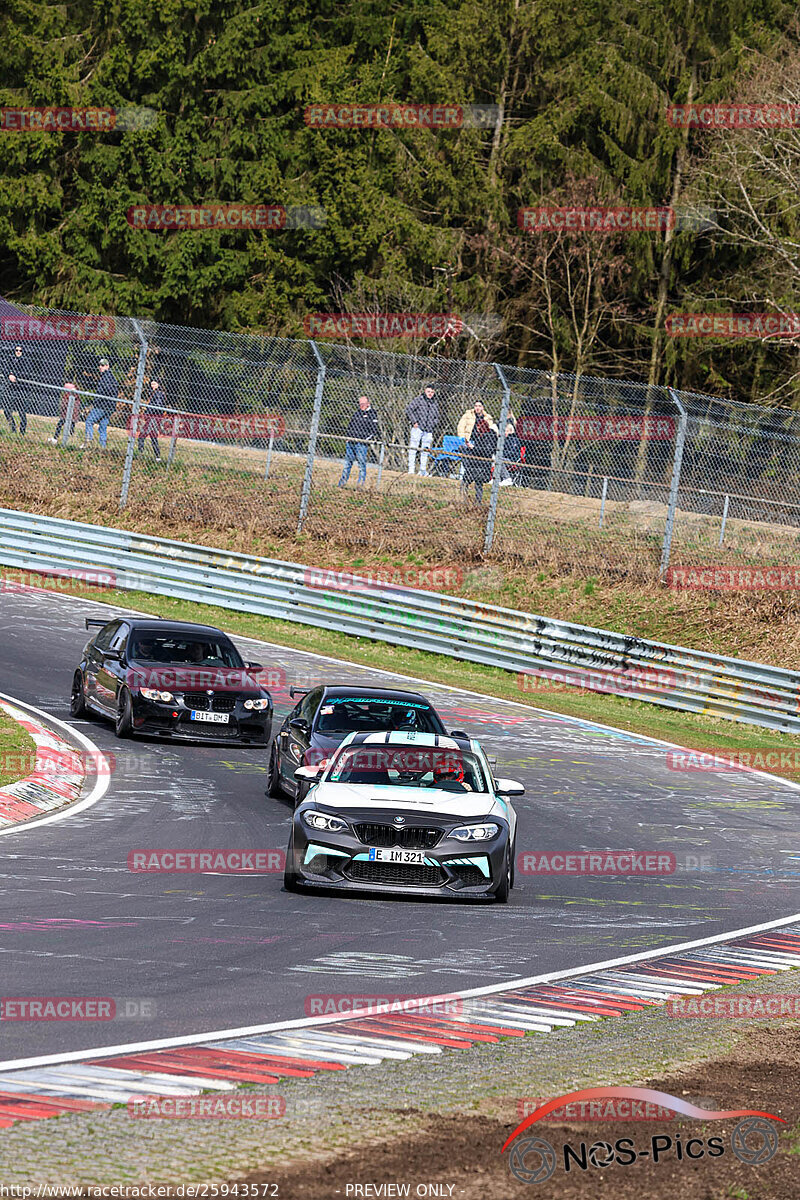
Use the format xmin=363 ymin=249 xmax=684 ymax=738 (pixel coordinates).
xmin=288 ymin=811 xmax=509 ymax=899
xmin=130 ymin=693 xmax=272 ymax=745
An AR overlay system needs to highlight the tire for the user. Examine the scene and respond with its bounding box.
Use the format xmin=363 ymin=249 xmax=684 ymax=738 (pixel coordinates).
xmin=115 ymin=688 xmax=134 ymax=739
xmin=293 ymin=780 xmax=310 ymax=810
xmin=283 ymin=839 xmax=300 ymax=892
xmin=495 ymin=849 xmax=512 ymax=904
xmin=70 ymin=671 xmax=87 ymax=718
xmin=266 ymin=744 xmax=283 ymax=798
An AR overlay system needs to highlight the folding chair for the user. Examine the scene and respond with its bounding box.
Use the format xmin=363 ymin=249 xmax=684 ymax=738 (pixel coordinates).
xmin=431 ymin=434 xmax=466 ymax=479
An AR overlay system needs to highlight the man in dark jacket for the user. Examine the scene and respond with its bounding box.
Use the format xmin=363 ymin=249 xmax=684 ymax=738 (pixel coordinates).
xmin=84 ymin=357 xmax=120 ymax=448
xmin=338 ymin=395 xmax=379 ymax=486
xmin=406 ymin=383 xmax=438 ymax=475
xmin=137 ymin=379 xmax=167 ymax=460
xmin=3 ymin=344 xmax=33 ymax=434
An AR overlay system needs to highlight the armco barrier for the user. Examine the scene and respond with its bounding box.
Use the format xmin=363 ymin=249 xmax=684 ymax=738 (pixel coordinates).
xmin=0 ymin=507 xmax=798 ymax=733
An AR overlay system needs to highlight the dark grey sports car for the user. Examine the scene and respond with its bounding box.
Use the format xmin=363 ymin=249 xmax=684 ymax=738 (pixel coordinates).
xmin=266 ymin=684 xmax=467 ymax=805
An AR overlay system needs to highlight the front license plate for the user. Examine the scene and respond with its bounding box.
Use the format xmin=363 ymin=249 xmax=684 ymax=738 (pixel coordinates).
xmin=368 ymin=848 xmax=426 ymax=864
xmin=190 ymin=710 xmax=230 ymax=724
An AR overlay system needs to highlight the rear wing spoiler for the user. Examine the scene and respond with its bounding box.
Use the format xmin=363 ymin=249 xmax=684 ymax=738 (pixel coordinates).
xmin=289 ymin=687 xmax=310 ymax=699
xmin=85 ymin=618 xmax=112 ymax=629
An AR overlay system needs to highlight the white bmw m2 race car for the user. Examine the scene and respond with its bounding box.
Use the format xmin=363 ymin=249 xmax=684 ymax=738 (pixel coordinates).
xmin=283 ymin=731 xmax=523 ymax=902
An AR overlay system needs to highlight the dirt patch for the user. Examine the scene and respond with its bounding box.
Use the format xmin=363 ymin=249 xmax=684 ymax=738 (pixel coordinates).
xmin=232 ymin=1026 xmax=800 ymax=1199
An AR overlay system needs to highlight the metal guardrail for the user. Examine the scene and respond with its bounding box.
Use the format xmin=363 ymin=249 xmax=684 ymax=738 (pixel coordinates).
xmin=0 ymin=507 xmax=798 ymax=734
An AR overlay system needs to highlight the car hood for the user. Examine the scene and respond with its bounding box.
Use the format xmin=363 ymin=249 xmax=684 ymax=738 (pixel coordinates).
xmin=309 ymin=782 xmax=498 ymax=819
xmin=310 ymin=733 xmax=346 ymax=752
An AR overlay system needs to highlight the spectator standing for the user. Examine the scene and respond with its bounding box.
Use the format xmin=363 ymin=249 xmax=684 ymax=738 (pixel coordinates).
xmin=406 ymin=383 xmax=438 ymax=475
xmin=338 ymin=395 xmax=379 ymax=487
xmin=3 ymin=344 xmax=33 ymax=434
xmin=137 ymin=379 xmax=167 ymax=460
xmin=50 ymin=383 xmax=81 ymax=443
xmin=461 ymin=417 xmax=498 ymax=503
xmin=497 ymin=416 xmax=522 ymax=486
xmin=457 ymin=400 xmax=497 ymax=441
xmin=84 ymin=358 xmax=120 ymax=448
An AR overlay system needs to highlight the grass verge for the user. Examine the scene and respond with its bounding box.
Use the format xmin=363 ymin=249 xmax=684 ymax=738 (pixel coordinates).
xmin=0 ymin=708 xmax=37 ymax=791
xmin=4 ymin=432 xmax=800 ymax=668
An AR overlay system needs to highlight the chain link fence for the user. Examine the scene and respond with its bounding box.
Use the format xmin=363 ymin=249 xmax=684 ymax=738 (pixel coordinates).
xmin=2 ymin=302 xmax=800 ymax=582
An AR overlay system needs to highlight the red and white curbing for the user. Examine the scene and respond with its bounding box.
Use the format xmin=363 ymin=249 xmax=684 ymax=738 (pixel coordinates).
xmin=0 ymin=923 xmax=799 ymax=1127
xmin=0 ymin=701 xmax=86 ymax=828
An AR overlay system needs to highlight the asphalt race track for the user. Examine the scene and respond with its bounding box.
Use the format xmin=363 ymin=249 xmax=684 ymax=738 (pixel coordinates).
xmin=0 ymin=587 xmax=798 ymax=1062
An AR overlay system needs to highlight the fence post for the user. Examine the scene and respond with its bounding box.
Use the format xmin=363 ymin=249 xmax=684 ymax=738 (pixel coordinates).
xmin=264 ymin=431 xmax=275 ymax=479
xmin=599 ymin=476 xmax=608 ymax=528
xmin=719 ymin=494 xmax=730 ymax=546
xmin=297 ymin=340 xmax=325 ymax=533
xmin=61 ymin=392 xmax=77 ymax=446
xmin=376 ymin=441 xmax=386 ymax=488
xmin=167 ymin=416 xmax=179 ymax=469
xmin=484 ymin=363 xmax=512 ymax=553
xmin=659 ymin=387 xmax=688 ymax=576
xmin=119 ymin=319 xmax=149 ymax=510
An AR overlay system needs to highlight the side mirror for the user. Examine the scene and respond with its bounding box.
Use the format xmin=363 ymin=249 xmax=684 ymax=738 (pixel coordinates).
xmin=495 ymin=778 xmax=525 ymax=797
xmin=294 ymin=764 xmax=322 ymax=781
xmin=246 ymin=661 xmax=264 ymax=671
xmin=289 ymin=717 xmax=310 ymax=735
xmin=449 ymin=729 xmax=469 ymax=739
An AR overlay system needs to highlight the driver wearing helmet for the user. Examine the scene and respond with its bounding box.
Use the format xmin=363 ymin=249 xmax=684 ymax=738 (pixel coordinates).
xmin=432 ymin=755 xmax=470 ymax=792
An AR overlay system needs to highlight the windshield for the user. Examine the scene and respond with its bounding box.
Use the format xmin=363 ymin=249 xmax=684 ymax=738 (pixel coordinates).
xmin=129 ymin=634 xmax=243 ymax=668
xmin=326 ymin=745 xmax=487 ymax=793
xmin=315 ymin=697 xmax=440 ymax=736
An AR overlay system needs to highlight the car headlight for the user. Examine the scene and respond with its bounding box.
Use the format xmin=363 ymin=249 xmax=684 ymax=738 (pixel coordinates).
xmin=244 ymin=698 xmax=270 ymax=711
xmin=302 ymin=811 xmax=348 ymax=833
xmin=450 ymin=823 xmax=501 ymax=842
xmin=140 ymin=688 xmax=174 ymax=702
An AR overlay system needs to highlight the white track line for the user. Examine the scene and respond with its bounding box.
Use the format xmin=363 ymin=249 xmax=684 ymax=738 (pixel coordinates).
xmin=1 ymin=909 xmax=799 ymax=1072
xmin=0 ymin=691 xmax=111 ymax=837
